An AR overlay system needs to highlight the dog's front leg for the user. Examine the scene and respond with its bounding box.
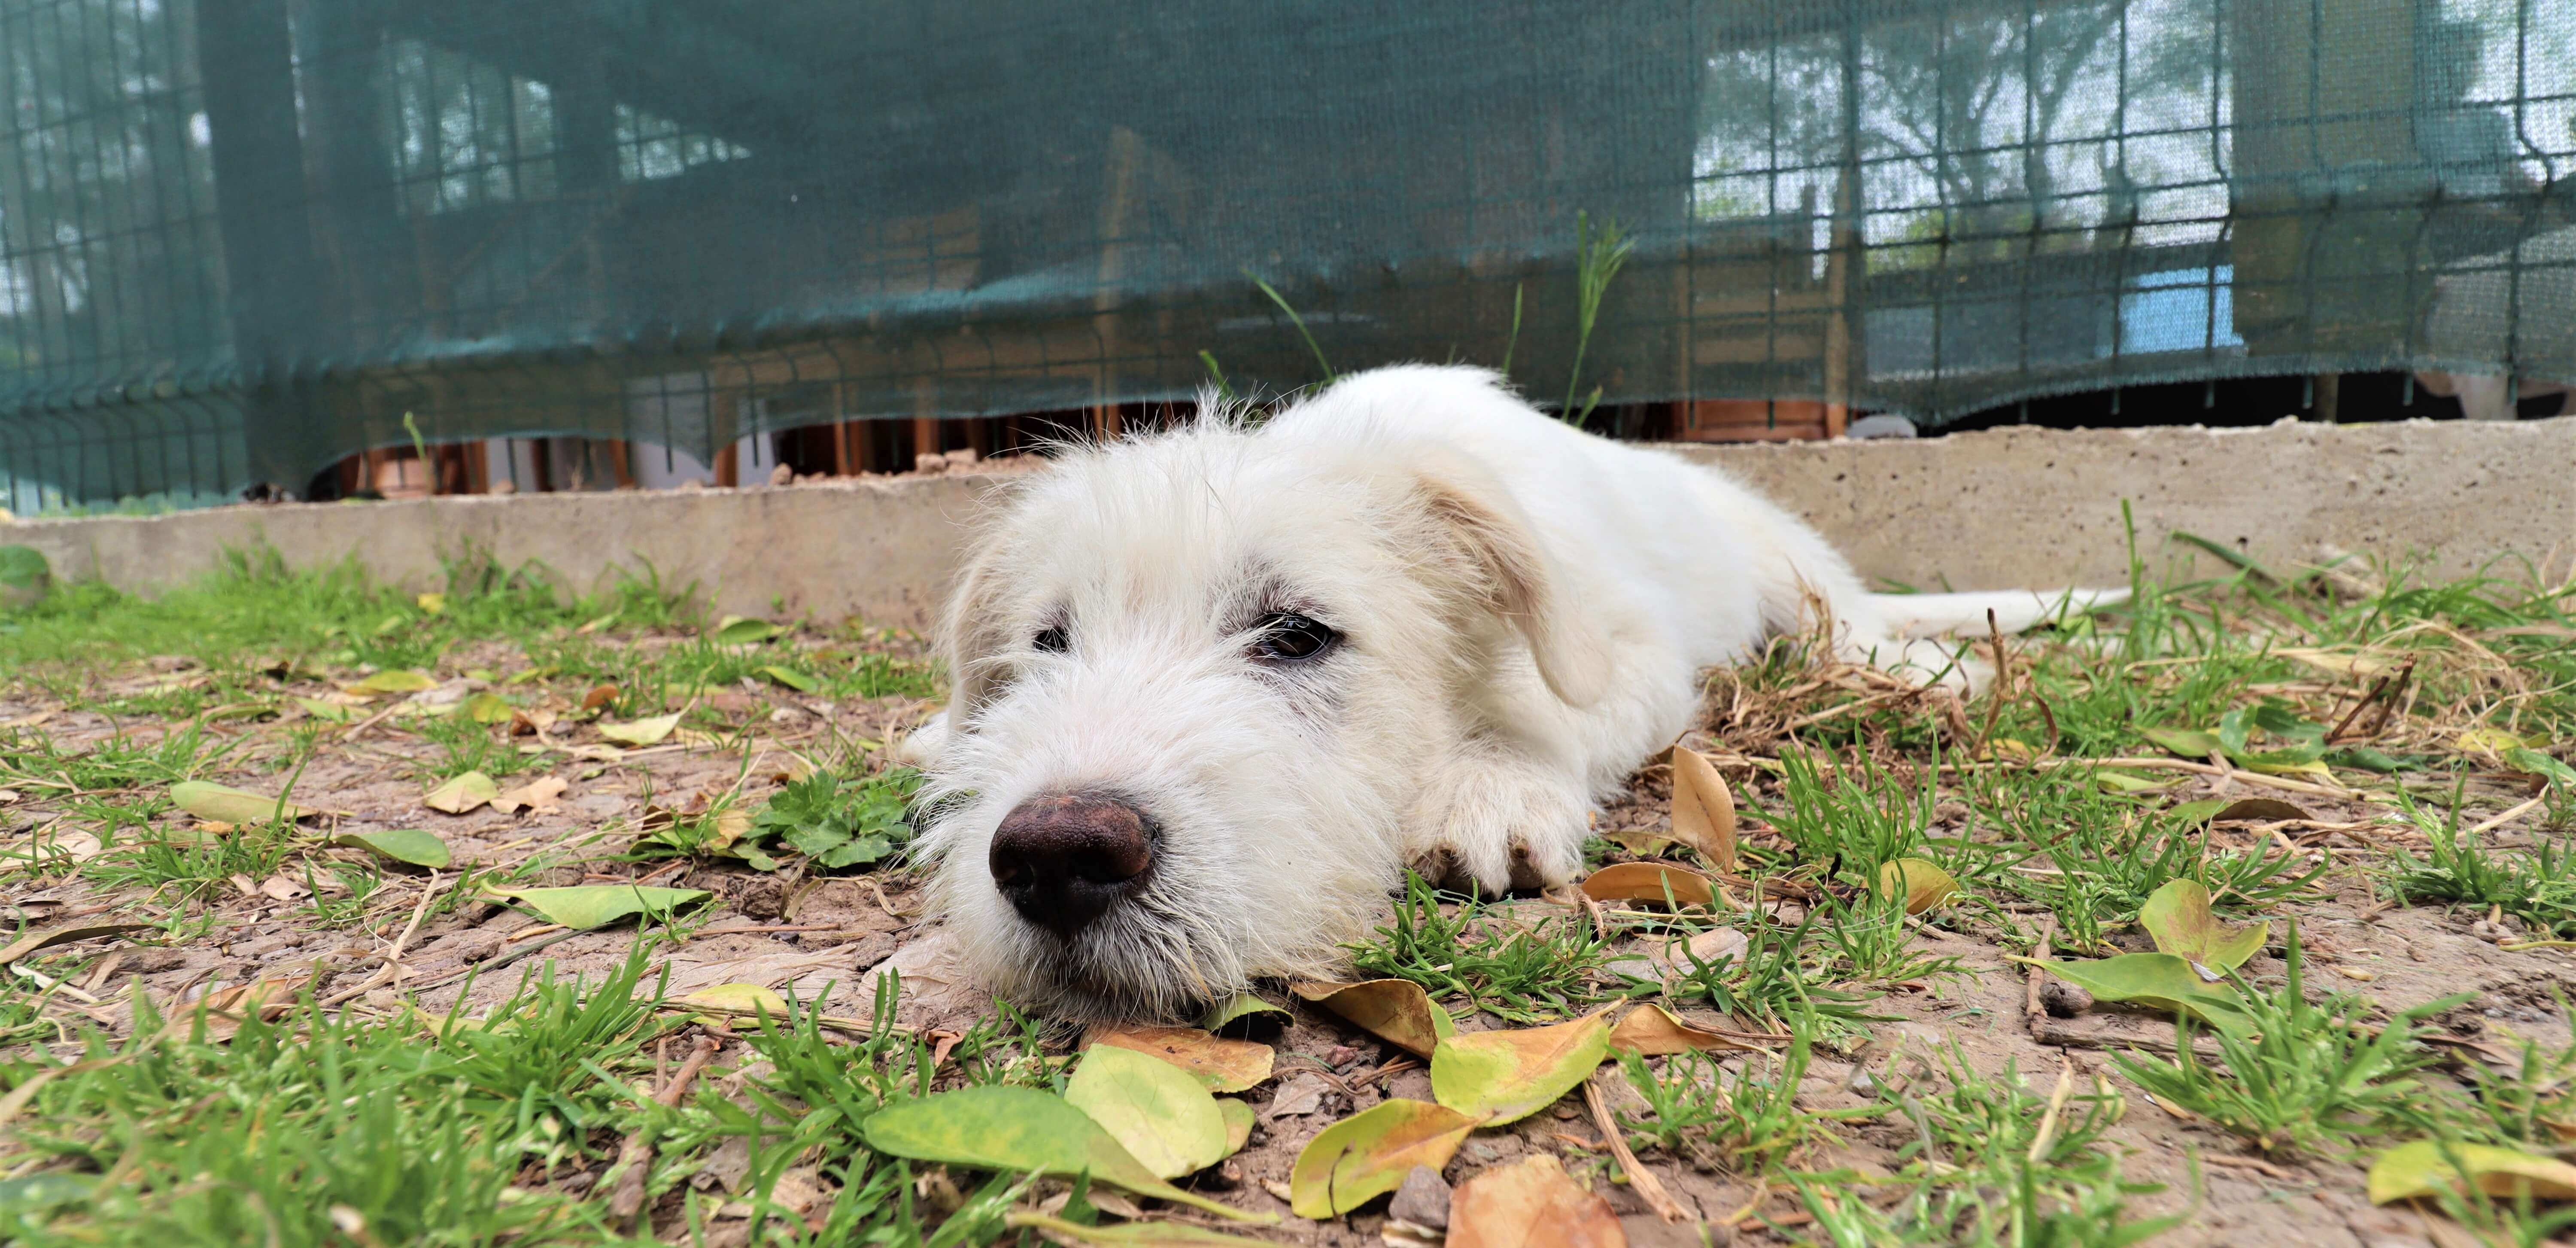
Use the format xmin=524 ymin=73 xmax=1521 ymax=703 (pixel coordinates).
xmin=1400 ymin=735 xmax=1592 ymax=895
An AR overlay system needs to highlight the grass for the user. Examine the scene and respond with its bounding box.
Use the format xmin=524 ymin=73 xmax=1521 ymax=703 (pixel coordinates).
xmin=6 ymin=535 xmax=2576 ymax=1242
xmin=1348 ymin=873 xmax=1622 ymax=1023
xmin=2111 ymin=925 xmax=2470 ymax=1157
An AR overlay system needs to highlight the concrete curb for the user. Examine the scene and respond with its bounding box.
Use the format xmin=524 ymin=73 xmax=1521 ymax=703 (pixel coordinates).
xmin=6 ymin=417 xmax=2570 ymax=629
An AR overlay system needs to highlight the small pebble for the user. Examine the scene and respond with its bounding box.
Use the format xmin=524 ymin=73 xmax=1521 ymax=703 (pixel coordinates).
xmin=2041 ymin=980 xmax=2095 ymax=1017
xmin=1388 ymin=1166 xmax=1451 ymax=1230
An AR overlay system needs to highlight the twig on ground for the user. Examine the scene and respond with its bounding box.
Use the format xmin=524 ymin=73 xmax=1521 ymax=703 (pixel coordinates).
xmin=608 ymin=1035 xmax=721 ymax=1223
xmin=1585 ymin=1071 xmax=1690 ymax=1223
xmin=2024 ymin=926 xmax=2052 ymax=1043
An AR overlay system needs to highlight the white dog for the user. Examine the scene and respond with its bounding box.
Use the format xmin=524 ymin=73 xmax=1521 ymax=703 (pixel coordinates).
xmin=904 ymin=366 xmax=2119 ymax=1020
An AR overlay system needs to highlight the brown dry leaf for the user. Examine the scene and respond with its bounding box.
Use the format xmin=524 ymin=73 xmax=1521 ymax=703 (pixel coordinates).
xmin=1264 ymin=1072 xmax=1333 ymax=1119
xmin=189 ymin=975 xmax=315 ymax=1041
xmin=581 ymin=684 xmax=620 ymax=712
xmin=492 ymin=774 xmax=569 ymax=816
xmin=1577 ymin=862 xmax=1715 ymax=907
xmin=1446 ymin=1154 xmax=1624 ymax=1248
xmin=0 ymin=920 xmax=153 ymax=966
xmin=1668 ymin=746 xmax=1738 ymax=872
xmin=1089 ymin=1025 xmax=1274 ymax=1093
xmin=256 ymin=874 xmax=307 ymax=902
xmin=1291 ymin=979 xmax=1455 ymax=1059
xmin=1607 ymin=1003 xmax=1761 ymax=1056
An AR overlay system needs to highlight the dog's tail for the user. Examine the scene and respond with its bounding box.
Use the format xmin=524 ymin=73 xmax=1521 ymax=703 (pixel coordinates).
xmin=1866 ymin=587 xmax=2130 ymax=640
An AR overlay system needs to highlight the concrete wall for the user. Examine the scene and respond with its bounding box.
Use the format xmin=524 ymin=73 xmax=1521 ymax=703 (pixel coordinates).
xmin=5 ymin=416 xmax=2570 ymax=629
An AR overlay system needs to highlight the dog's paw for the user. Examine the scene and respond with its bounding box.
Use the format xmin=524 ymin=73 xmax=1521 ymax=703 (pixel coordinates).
xmin=1401 ymin=754 xmax=1589 ymax=895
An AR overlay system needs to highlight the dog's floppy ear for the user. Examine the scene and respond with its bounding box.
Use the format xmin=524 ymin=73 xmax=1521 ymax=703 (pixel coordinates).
xmin=1410 ymin=462 xmax=1612 ymax=708
xmin=938 ymin=533 xmax=1018 ymax=720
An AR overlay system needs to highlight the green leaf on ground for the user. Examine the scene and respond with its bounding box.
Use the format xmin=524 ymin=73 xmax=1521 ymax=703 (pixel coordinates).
xmin=2368 ymin=1139 xmax=2576 ymax=1204
xmin=2017 ymin=953 xmax=2253 ymax=1040
xmin=0 ymin=545 xmax=51 ymax=590
xmin=1217 ymin=1098 xmax=1255 ymax=1157
xmin=862 ymin=1086 xmax=1269 ymax=1221
xmin=1288 ymin=1099 xmax=1482 ymax=1219
xmin=2505 ymin=746 xmax=2576 ymax=791
xmin=676 ymin=983 xmax=790 ymax=1024
xmin=344 ymin=668 xmax=436 ymax=696
xmin=422 ymin=771 xmax=498 ymax=814
xmin=597 ymin=713 xmax=682 ymax=746
xmin=1066 ymin=1042 xmax=1230 ymax=1179
xmin=708 ymin=615 xmax=784 ymax=645
xmin=496 ymin=885 xmax=712 ymax=930
xmin=2138 ymin=878 xmax=2267 ymax=973
xmin=171 ymin=780 xmax=313 ymax=824
xmin=2143 ymin=727 xmax=2224 ymax=759
xmin=331 ymin=828 xmax=451 ymax=868
xmin=1200 ymin=992 xmax=1292 ymax=1032
xmin=462 ymin=691 xmax=513 ymax=724
xmin=2168 ymin=799 xmax=2230 ymax=825
xmin=1430 ymin=1011 xmax=1613 ymax=1124
xmin=757 ymin=664 xmax=820 ymax=693
xmin=292 ymin=697 xmax=354 ymax=722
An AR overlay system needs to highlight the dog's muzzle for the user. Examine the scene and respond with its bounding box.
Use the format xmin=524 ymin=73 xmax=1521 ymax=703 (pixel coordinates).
xmin=987 ymin=791 xmax=1155 ymax=940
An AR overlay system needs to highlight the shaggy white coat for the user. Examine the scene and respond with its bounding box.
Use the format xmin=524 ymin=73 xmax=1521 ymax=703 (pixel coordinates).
xmin=907 ymin=365 xmax=2117 ymax=1019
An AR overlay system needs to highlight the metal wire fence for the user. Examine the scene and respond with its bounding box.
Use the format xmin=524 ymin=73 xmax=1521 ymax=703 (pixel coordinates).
xmin=3 ymin=0 xmax=2570 ymax=513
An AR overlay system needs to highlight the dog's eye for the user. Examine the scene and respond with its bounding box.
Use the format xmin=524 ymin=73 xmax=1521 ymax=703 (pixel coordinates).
xmin=1252 ymin=613 xmax=1338 ymax=663
xmin=1032 ymin=624 xmax=1069 ymax=654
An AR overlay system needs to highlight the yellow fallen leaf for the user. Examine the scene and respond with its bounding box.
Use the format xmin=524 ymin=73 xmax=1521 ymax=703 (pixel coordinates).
xmin=1089 ymin=1025 xmax=1274 ymax=1093
xmin=1288 ymin=1099 xmax=1481 ymax=1219
xmin=1429 ymin=1011 xmax=1613 ymax=1125
xmin=1290 ymin=980 xmax=1454 ymax=1060
xmin=1607 ymin=1003 xmax=1762 ymax=1056
xmin=2369 ymin=1140 xmax=2576 ymax=1204
xmin=598 ymin=713 xmax=681 ymax=746
xmin=1577 ymin=861 xmax=1715 ymax=906
xmin=422 ymin=771 xmax=498 ymax=815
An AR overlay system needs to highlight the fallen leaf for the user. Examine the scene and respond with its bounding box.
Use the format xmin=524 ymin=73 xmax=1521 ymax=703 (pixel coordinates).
xmin=2138 ymin=878 xmax=2268 ymax=974
xmin=758 ymin=665 xmax=820 ymax=693
xmin=709 ymin=616 xmax=784 ymax=645
xmin=2143 ymin=727 xmax=2225 ymax=759
xmin=598 ymin=713 xmax=682 ymax=746
xmin=492 ymin=775 xmax=568 ymax=815
xmin=1602 ymin=829 xmax=1678 ymax=856
xmin=189 ymin=975 xmax=313 ymax=1041
xmin=343 ymin=668 xmax=437 ymax=697
xmin=1067 ymin=1043 xmax=1230 ymax=1179
xmin=1090 ymin=1025 xmax=1274 ymax=1093
xmin=2093 ymin=768 xmax=2172 ymax=794
xmin=1668 ymin=746 xmax=1738 ymax=871
xmin=861 ymin=1086 xmax=1268 ymax=1221
xmin=257 ymin=874 xmax=305 ymax=901
xmin=1288 ymin=1099 xmax=1482 ymax=1219
xmin=496 ymin=885 xmax=712 ymax=930
xmin=292 ymin=697 xmax=354 ymax=723
xmin=2014 ymin=954 xmax=2252 ymax=1039
xmin=0 ymin=920 xmax=152 ymax=966
xmin=1217 ymin=1098 xmax=1256 ymax=1157
xmin=331 ymin=828 xmax=451 ymax=868
xmin=1429 ymin=1012 xmax=1613 ymax=1125
xmin=678 ymin=982 xmax=790 ymax=1023
xmin=415 ymin=591 xmax=446 ymax=615
xmin=171 ymin=780 xmax=313 ymax=824
xmin=462 ymin=692 xmax=513 ymax=724
xmin=2504 ymin=747 xmax=2576 ymax=791
xmin=1607 ymin=1003 xmax=1760 ymax=1056
xmin=581 ymin=684 xmax=620 ymax=712
xmin=422 ymin=771 xmax=498 ymax=814
xmin=1201 ymin=992 xmax=1292 ymax=1032
xmin=1446 ymin=1154 xmax=1622 ymax=1248
xmin=1265 ymin=1072 xmax=1333 ymax=1119
xmin=1577 ymin=861 xmax=1716 ymax=907
xmin=2210 ymin=798 xmax=2310 ymax=823
xmin=1875 ymin=858 xmax=1962 ymax=914
xmin=2368 ymin=1140 xmax=2576 ymax=1204
xmin=2455 ymin=726 xmax=2533 ymax=757
xmin=1291 ymin=980 xmax=1455 ymax=1059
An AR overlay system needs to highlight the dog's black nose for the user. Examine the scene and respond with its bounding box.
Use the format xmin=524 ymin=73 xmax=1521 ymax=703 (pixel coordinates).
xmin=988 ymin=792 xmax=1154 ymax=939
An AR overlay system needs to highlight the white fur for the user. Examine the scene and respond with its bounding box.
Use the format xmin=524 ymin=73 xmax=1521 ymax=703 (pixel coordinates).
xmin=908 ymin=365 xmax=2122 ymax=1019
